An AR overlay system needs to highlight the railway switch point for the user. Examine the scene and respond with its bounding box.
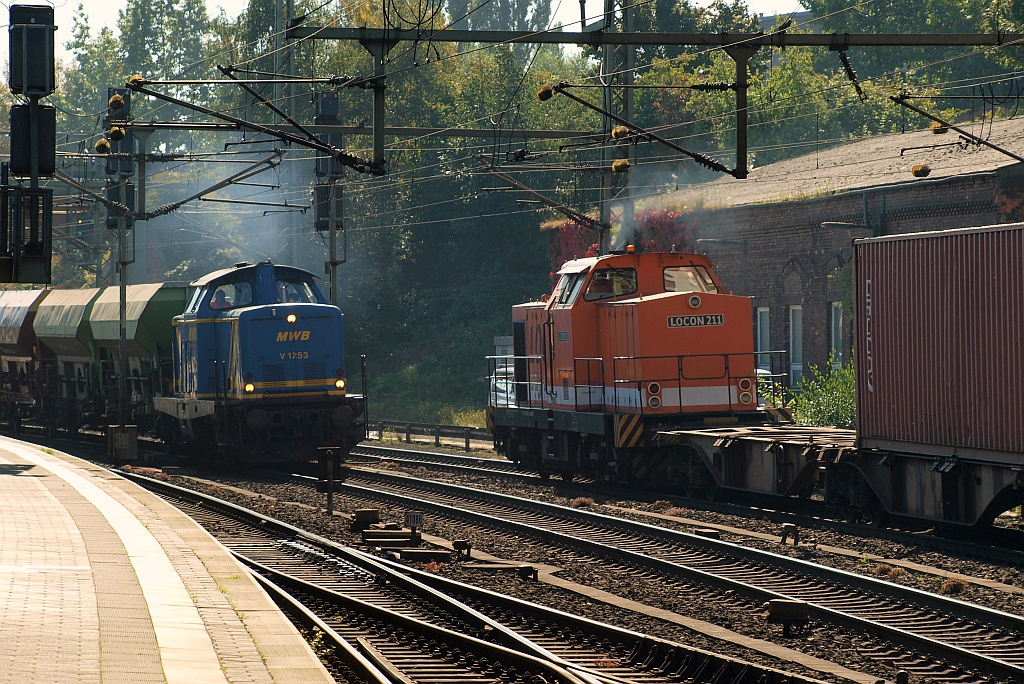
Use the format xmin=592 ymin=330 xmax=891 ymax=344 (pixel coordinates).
xmin=780 ymin=523 xmax=800 ymax=546
xmin=0 ymin=436 xmax=332 ymax=683
xmin=453 ymin=538 xmax=473 ymax=558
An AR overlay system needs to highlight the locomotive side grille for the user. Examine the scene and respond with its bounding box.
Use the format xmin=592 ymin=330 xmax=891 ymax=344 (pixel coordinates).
xmin=263 ymin=364 xmax=286 ymax=382
xmin=303 ymin=361 xmax=326 ymax=380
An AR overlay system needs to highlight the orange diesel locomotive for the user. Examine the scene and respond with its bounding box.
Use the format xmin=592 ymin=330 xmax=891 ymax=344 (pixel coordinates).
xmin=488 ymin=251 xmax=784 ymax=485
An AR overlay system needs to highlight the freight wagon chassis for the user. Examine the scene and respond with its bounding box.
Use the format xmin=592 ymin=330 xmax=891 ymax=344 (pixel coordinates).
xmin=495 ymin=409 xmax=1024 ymax=526
xmin=660 ymin=428 xmax=1024 ymax=527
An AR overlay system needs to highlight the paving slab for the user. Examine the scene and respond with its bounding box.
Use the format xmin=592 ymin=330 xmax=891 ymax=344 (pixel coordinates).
xmin=0 ymin=437 xmax=333 ymax=684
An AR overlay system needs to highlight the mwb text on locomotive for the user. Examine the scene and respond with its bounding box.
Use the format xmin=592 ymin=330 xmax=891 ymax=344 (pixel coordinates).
xmin=0 ymin=261 xmax=365 ymax=460
xmin=488 ymin=225 xmax=1024 ymax=528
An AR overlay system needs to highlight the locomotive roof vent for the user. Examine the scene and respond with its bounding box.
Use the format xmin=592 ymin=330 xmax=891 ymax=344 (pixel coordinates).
xmin=234 ymin=261 xmax=250 ymax=268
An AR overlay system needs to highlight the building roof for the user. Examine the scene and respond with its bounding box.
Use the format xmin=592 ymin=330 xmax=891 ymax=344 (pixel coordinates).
xmin=643 ymin=117 xmax=1024 ymax=212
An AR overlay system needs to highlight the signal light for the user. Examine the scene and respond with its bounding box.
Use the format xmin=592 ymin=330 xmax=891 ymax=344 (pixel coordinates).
xmin=244 ymin=383 xmax=255 ymax=393
xmin=537 ymin=85 xmax=554 ymax=101
xmin=109 ymin=126 xmax=126 ymax=141
xmin=611 ymin=159 xmax=630 ymax=173
xmin=286 ymin=313 xmax=297 ymax=323
xmin=611 ymin=125 xmax=630 ymax=139
xmin=95 ymin=138 xmax=111 ymax=154
xmin=335 ymin=379 xmax=346 ymax=390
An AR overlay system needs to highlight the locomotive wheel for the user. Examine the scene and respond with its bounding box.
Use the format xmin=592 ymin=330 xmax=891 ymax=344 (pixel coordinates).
xmin=681 ymin=476 xmax=695 ymax=499
xmin=862 ymin=498 xmax=888 ymax=528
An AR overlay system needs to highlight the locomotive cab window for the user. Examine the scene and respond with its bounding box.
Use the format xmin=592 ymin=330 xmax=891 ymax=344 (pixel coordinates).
xmin=583 ymin=268 xmax=637 ymax=301
xmin=186 ymin=287 xmax=205 ymax=313
xmin=209 ymin=282 xmax=254 ymax=310
xmin=552 ymin=273 xmax=587 ymax=306
xmin=276 ymin=280 xmax=317 ymax=304
xmin=664 ymin=266 xmax=719 ymax=294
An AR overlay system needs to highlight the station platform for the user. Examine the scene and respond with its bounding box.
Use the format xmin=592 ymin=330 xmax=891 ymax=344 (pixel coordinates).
xmin=0 ymin=436 xmax=334 ymax=684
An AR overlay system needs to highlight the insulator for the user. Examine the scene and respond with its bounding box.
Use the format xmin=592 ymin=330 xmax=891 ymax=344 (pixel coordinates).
xmin=128 ymin=74 xmax=144 ymax=86
xmin=930 ymin=121 xmax=949 ymax=135
xmin=611 ymin=159 xmax=630 ymax=173
xmin=838 ymin=51 xmax=857 ymax=83
xmin=691 ymin=151 xmax=732 ymax=176
xmin=911 ymin=164 xmax=931 ymax=177
xmin=94 ymin=138 xmax=111 ymax=154
xmin=108 ymin=93 xmax=125 ymax=110
xmin=838 ymin=51 xmax=868 ymax=102
xmin=109 ymin=126 xmax=126 ymax=141
xmin=537 ymin=85 xmax=554 ymax=101
xmin=689 ymin=82 xmax=734 ymax=92
xmin=611 ymin=125 xmax=630 ymax=139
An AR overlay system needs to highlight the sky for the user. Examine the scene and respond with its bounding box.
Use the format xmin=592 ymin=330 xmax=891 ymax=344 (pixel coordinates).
xmin=6 ymin=0 xmax=806 ymax=65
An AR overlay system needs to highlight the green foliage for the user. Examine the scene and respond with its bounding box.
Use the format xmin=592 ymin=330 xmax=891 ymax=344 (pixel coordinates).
xmin=38 ymin=0 xmax=1024 ymax=422
xmin=789 ymin=356 xmax=856 ymax=429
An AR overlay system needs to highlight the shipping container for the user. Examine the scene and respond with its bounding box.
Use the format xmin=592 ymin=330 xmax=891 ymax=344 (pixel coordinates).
xmin=854 ymin=223 xmax=1024 ymax=464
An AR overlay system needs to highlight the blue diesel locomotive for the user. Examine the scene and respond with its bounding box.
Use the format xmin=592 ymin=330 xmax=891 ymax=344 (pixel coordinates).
xmin=0 ymin=260 xmax=363 ymax=460
xmin=154 ymin=261 xmax=365 ymax=460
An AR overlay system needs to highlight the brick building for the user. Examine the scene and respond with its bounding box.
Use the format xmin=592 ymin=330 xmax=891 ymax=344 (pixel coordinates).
xmin=643 ymin=118 xmax=1024 ymax=384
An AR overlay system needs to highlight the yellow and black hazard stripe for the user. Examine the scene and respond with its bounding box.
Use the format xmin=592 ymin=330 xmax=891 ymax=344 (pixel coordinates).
xmin=632 ymin=451 xmax=668 ymax=481
xmin=614 ymin=413 xmax=646 ymax=448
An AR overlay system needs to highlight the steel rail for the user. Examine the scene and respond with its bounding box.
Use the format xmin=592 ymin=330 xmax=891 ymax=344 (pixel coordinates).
xmin=249 ymin=570 xmax=395 ymax=684
xmin=116 ymin=467 xmax=831 ymax=684
xmin=343 ymin=442 xmax=1024 ymax=566
xmin=239 ymin=554 xmax=590 ymax=684
xmin=336 ymin=468 xmax=1024 ymax=680
xmin=117 ymin=467 xmax=590 ymax=684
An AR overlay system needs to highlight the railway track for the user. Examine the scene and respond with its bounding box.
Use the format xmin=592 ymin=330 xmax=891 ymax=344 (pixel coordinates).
xmin=326 ymin=465 xmax=1024 ymax=682
xmin=118 ymin=468 xmax=829 ymax=684
xmin=347 ymin=443 xmax=1024 ymax=568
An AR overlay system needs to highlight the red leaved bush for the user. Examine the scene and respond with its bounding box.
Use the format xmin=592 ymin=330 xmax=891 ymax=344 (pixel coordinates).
xmin=549 ymin=219 xmax=595 ymax=277
xmin=548 ymin=209 xmax=695 ymax=272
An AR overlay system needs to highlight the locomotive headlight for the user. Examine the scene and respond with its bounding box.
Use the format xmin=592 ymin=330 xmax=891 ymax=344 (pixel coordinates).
xmin=286 ymin=313 xmax=297 ymax=323
xmin=335 ymin=379 xmax=346 ymax=390
xmin=244 ymin=382 xmax=255 ymax=393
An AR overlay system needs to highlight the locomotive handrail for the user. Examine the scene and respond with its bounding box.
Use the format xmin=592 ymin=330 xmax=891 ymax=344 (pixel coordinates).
xmin=485 ymin=355 xmax=545 ymax=410
xmin=572 ymin=356 xmax=605 ymax=413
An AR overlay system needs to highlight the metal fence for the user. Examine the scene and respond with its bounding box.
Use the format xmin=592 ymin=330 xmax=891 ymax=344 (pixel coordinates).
xmin=367 ymin=420 xmax=491 ymax=452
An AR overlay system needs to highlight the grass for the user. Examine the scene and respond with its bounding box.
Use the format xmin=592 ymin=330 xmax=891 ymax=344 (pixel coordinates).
xmin=939 ymin=577 xmax=968 ymax=595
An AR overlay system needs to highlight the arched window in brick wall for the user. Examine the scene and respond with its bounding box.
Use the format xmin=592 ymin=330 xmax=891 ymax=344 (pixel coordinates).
xmin=826 ymin=267 xmax=853 ymax=369
xmin=781 ymin=265 xmax=803 ymax=387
